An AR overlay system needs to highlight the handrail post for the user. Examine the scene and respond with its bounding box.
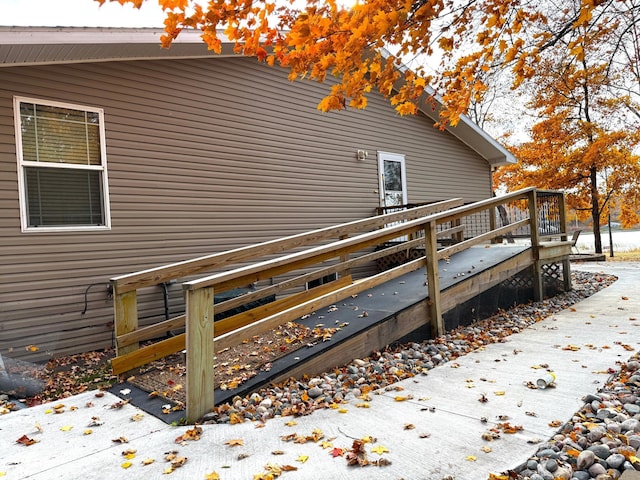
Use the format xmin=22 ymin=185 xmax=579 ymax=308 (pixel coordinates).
xmin=528 ymin=190 xmax=543 ymax=301
xmin=185 ymin=285 xmax=215 ymax=423
xmin=558 ymin=192 xmax=572 ymax=291
xmin=424 ymin=220 xmax=443 ymax=337
xmin=489 ymin=204 xmax=498 ymax=243
xmin=113 ymin=282 xmax=139 ymax=357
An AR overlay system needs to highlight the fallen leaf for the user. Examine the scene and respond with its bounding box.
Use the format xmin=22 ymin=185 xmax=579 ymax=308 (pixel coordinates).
xmin=548 ymin=420 xmax=563 ymax=427
xmin=466 ymin=455 xmax=477 ymax=461
xmin=285 ymin=420 xmax=298 ymax=426
xmin=142 ymin=458 xmax=155 ymax=465
xmin=84 ymin=429 xmax=93 ymax=435
xmin=122 ymin=448 xmax=137 ymax=459
xmin=16 ymin=434 xmax=37 ymax=446
xmin=170 ymin=456 xmax=188 ymax=468
xmin=225 ymin=438 xmax=244 ymax=447
xmin=131 ymin=413 xmax=144 ymax=422
xmin=371 ymin=445 xmax=389 ymax=455
xmin=296 ymin=455 xmax=309 ymax=463
xmin=229 ymin=413 xmax=244 ymax=424
xmin=121 ymin=461 xmax=133 ymax=469
xmin=562 ymin=344 xmax=581 ymax=351
xmin=331 ymin=447 xmax=345 ymax=457
xmin=404 ymin=423 xmax=415 ymax=430
xmin=60 ymin=425 xmax=73 ymax=432
xmin=175 ymin=425 xmax=202 ymax=443
xmin=204 ymin=472 xmax=220 ymax=480
xmin=110 ymin=399 xmax=130 ymax=409
xmin=481 ymin=446 xmax=492 ymax=453
xmin=88 ymin=416 xmax=104 ymax=427
xmin=493 ymin=391 xmax=505 ymax=396
xmin=271 ymin=450 xmax=285 ymax=455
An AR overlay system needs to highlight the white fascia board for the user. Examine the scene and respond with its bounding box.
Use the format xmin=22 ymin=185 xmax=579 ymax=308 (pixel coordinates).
xmin=0 ymin=26 xmax=212 ymax=45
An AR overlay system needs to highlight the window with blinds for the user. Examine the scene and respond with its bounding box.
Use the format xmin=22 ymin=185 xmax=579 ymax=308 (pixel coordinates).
xmin=15 ymin=97 xmax=111 ymax=231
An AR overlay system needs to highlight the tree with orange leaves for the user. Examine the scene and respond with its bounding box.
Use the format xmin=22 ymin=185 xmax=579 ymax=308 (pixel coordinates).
xmin=98 ymin=0 xmax=639 ymax=254
xmin=493 ymin=2 xmax=640 ymax=253
xmin=96 ymin=0 xmax=639 ymax=129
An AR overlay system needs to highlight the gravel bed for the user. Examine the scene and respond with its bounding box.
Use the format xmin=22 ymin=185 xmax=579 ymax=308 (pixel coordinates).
xmin=202 ymin=270 xmax=618 ymax=434
xmin=509 ymin=363 xmax=640 ymax=480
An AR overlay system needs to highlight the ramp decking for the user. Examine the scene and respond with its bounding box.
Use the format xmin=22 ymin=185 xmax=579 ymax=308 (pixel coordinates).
xmin=113 ymin=244 xmax=537 ymax=420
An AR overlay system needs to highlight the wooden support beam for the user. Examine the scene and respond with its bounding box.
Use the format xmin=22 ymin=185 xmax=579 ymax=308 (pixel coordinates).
xmin=186 ymin=286 xmax=215 ymax=423
xmin=116 ymin=315 xmax=185 ymax=349
xmin=528 ymin=190 xmax=543 ymax=301
xmin=424 ymin=220 xmax=443 ymax=337
xmin=114 ymin=289 xmax=139 ymax=357
xmin=111 ymin=334 xmax=185 ymax=375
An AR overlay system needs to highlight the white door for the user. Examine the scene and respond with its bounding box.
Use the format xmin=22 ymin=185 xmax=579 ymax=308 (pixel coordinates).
xmin=378 ymin=152 xmax=408 ymax=241
xmin=378 ymin=151 xmax=408 ymax=210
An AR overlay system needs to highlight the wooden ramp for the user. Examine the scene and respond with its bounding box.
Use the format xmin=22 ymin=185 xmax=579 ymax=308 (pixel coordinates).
xmin=112 ymin=243 xmax=540 ymax=418
xmin=109 ymin=188 xmax=575 ymax=421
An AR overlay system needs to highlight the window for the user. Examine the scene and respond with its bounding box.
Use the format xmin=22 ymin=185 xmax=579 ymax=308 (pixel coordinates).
xmin=14 ymin=97 xmax=111 ymax=231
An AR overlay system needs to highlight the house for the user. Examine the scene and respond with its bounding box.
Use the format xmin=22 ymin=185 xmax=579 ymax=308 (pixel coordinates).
xmin=0 ymin=26 xmax=515 ymax=362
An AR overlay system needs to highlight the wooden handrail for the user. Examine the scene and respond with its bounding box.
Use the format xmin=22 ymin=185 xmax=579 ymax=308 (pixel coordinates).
xmin=110 ymin=197 xmax=464 ymax=294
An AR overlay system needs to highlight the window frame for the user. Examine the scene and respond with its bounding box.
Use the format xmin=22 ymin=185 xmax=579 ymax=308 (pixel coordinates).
xmin=14 ymin=96 xmax=111 ymax=232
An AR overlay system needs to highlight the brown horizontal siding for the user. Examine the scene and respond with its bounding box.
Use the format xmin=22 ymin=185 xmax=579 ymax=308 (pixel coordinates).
xmin=0 ymin=56 xmax=491 ymax=361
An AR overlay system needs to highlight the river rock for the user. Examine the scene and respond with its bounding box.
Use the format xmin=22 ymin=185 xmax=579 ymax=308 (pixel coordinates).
xmin=577 ymin=450 xmax=596 ymax=470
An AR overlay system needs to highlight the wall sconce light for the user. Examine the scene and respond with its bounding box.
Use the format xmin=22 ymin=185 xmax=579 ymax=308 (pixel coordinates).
xmin=357 ymin=149 xmax=369 ymax=161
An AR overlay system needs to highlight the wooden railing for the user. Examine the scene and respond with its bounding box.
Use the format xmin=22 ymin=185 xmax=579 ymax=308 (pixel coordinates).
xmin=110 ymin=187 xmax=569 ymax=421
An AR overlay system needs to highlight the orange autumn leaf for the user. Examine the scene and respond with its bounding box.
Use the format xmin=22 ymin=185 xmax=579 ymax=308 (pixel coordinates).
xmin=225 ymin=438 xmax=244 ymax=447
xmin=16 ymin=434 xmax=37 ymax=446
xmin=99 ymin=0 xmax=639 ymax=133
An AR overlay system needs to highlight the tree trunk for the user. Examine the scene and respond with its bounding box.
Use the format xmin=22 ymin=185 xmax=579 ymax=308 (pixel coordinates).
xmin=590 ymin=166 xmax=603 ymax=253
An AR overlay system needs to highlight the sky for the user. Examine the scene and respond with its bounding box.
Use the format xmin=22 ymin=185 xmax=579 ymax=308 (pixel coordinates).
xmin=1 ymin=0 xmax=167 ymax=27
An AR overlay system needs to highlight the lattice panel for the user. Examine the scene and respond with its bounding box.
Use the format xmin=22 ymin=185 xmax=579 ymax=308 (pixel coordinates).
xmin=376 ymin=248 xmax=424 ymax=272
xmin=501 ymin=270 xmax=534 ymax=289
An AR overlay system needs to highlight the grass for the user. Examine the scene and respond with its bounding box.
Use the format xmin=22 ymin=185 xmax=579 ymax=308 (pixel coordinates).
xmin=602 ymin=249 xmax=640 ymax=262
